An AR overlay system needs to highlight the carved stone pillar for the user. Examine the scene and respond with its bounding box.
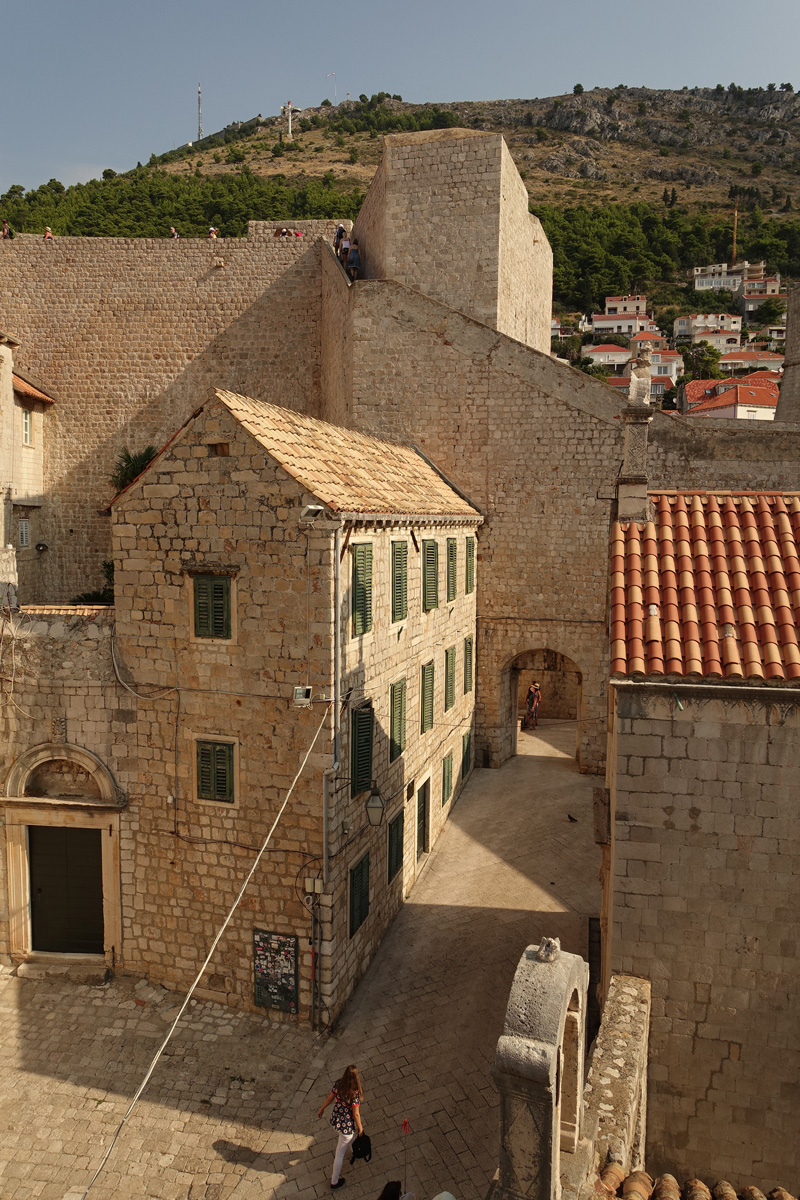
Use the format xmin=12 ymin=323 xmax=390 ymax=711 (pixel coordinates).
xmin=617 ymin=403 xmax=653 ymax=523
xmin=492 ymin=939 xmax=590 ymax=1200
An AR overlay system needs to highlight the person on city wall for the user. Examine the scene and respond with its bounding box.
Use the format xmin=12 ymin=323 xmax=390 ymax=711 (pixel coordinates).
xmin=317 ymin=1064 xmax=365 ymax=1189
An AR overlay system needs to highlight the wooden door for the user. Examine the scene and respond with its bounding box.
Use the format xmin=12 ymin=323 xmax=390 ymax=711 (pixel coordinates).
xmin=29 ymin=826 xmax=104 ymax=954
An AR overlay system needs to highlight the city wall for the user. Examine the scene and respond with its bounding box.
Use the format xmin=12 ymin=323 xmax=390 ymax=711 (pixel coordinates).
xmin=609 ymin=684 xmax=800 ymax=1186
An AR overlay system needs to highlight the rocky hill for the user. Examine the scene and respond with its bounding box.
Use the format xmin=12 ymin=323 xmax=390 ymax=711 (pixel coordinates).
xmin=157 ymin=84 xmax=800 ymax=218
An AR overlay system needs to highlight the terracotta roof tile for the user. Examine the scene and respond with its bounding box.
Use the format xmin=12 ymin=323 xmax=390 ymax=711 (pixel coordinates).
xmin=611 ymin=492 xmax=800 ymax=681
xmin=12 ymin=373 xmax=56 ymax=404
xmin=213 ymin=391 xmax=480 ymax=519
xmin=612 ymin=1173 xmax=797 ymax=1200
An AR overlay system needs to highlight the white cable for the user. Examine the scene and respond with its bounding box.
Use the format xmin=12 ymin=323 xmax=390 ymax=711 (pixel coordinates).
xmin=77 ymin=702 xmax=332 ymax=1199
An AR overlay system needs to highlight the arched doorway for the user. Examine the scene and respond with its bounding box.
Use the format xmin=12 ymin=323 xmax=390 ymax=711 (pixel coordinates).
xmin=506 ymin=648 xmax=583 ymax=763
xmin=3 ymin=743 xmax=123 ymax=964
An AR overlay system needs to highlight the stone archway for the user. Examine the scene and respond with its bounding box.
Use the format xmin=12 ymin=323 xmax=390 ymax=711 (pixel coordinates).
xmin=4 ymin=742 xmax=121 ymax=805
xmin=503 ymin=648 xmax=584 ymax=765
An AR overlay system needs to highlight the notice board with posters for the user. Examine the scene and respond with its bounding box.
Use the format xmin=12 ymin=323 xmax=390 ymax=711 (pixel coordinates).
xmin=253 ymin=929 xmax=298 ymax=1013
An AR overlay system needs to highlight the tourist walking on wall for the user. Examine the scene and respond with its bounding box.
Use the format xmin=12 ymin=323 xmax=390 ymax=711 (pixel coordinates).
xmin=346 ymin=239 xmax=362 ymax=281
xmin=339 ymin=231 xmax=351 ymax=265
xmin=169 ymin=226 xmax=180 ymax=239
xmin=43 ymin=227 xmax=54 ymax=243
xmin=317 ymin=1064 xmax=364 ymax=1189
xmin=1 ymin=218 xmax=14 ymax=239
xmin=334 ymin=224 xmax=345 ymax=254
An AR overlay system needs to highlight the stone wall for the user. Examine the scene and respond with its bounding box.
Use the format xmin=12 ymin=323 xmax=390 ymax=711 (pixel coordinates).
xmin=352 ymin=156 xmax=387 ymax=280
xmin=320 ymin=244 xmax=353 ymax=430
xmin=608 ymin=682 xmax=800 ymax=1186
xmin=0 ymin=223 xmax=341 ymax=603
xmin=498 ymin=139 xmax=552 ymax=352
xmin=775 ymin=287 xmax=799 ymax=423
xmin=648 ymin=409 xmax=800 ymax=491
xmin=346 ymin=278 xmax=626 ymax=771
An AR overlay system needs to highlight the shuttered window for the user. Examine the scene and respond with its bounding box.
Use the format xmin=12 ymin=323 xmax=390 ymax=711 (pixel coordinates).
xmin=422 ymin=540 xmax=439 ymax=611
xmin=390 ymin=679 xmax=407 ymax=762
xmin=349 ymin=853 xmax=370 ymax=937
xmin=421 ymin=662 xmax=435 ymax=733
xmin=352 ymin=544 xmax=373 ymax=636
xmin=387 ymin=810 xmax=404 ymax=882
xmin=442 ymin=751 xmax=453 ymax=807
xmin=193 ymin=575 xmax=231 ymax=639
xmin=465 ymin=537 xmax=475 ymax=595
xmin=444 ymin=646 xmax=456 ymax=711
xmin=461 ymin=730 xmax=472 ymax=780
xmin=446 ymin=538 xmax=457 ymax=602
xmin=392 ymin=541 xmax=408 ymax=622
xmin=464 ymin=635 xmax=474 ymax=693
xmin=196 ymin=741 xmax=234 ymax=803
xmin=350 ymin=705 xmax=374 ymax=797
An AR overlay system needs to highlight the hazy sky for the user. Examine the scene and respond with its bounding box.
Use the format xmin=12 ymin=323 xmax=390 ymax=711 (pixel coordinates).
xmin=3 ymin=0 xmax=800 ymax=194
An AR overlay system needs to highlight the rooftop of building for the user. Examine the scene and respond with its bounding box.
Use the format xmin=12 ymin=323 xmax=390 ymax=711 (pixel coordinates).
xmin=611 ymin=491 xmax=800 ymax=681
xmin=587 ymin=344 xmax=632 ymax=354
xmin=599 ymin=1168 xmax=797 ymax=1200
xmin=12 ymin=373 xmax=56 ymax=404
xmin=687 ymin=385 xmax=779 ymax=415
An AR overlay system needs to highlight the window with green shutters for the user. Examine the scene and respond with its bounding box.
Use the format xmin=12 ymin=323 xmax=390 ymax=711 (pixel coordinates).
xmin=465 ymin=537 xmax=475 ymax=595
xmin=350 ymin=705 xmax=374 ymax=797
xmin=349 ymin=853 xmax=370 ymax=936
xmin=444 ymin=646 xmax=456 ymax=711
xmin=442 ymin=751 xmax=453 ymax=806
xmin=193 ymin=575 xmax=231 ymax=639
xmin=446 ymin=538 xmax=457 ymax=602
xmin=196 ymin=740 xmax=234 ymax=803
xmin=421 ymin=661 xmax=435 ymax=733
xmin=464 ymin=635 xmax=474 ymax=693
xmin=390 ymin=679 xmax=407 ymax=762
xmin=422 ymin=539 xmax=439 ymax=611
xmin=391 ymin=541 xmax=408 ymax=622
xmin=461 ymin=729 xmax=472 ymax=779
xmin=351 ymin=543 xmax=373 ymax=636
xmin=387 ymin=810 xmax=404 ymax=882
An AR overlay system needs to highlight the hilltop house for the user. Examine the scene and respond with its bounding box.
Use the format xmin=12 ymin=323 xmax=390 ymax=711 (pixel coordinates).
xmin=692 ymin=260 xmax=766 ymax=292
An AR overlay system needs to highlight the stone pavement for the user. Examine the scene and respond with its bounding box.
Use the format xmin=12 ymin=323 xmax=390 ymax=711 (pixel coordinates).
xmin=0 ymin=721 xmax=599 ymax=1200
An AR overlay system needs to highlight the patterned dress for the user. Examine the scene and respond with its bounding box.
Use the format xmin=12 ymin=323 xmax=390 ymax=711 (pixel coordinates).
xmin=330 ymin=1084 xmax=360 ymax=1135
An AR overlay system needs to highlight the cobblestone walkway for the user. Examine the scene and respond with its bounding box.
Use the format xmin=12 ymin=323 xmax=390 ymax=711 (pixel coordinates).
xmin=0 ymin=721 xmax=599 ymax=1200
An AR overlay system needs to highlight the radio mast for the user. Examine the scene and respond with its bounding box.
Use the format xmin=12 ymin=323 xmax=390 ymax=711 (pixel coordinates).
xmin=198 ymin=84 xmax=203 ymax=141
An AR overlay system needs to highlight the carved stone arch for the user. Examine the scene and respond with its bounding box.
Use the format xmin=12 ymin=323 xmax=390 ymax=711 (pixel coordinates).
xmin=4 ymin=742 xmax=121 ymax=806
xmin=492 ymin=940 xmax=590 ymax=1200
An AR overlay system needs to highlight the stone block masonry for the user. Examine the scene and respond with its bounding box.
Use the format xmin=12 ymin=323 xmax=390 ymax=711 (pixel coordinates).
xmin=608 ymin=683 xmax=800 ymax=1186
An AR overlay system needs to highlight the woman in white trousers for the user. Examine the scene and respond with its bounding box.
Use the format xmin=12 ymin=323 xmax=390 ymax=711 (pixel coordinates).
xmin=317 ymin=1064 xmax=364 ymax=1189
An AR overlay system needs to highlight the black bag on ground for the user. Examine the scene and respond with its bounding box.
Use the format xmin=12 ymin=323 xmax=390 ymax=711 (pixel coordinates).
xmin=350 ymin=1132 xmax=372 ymax=1163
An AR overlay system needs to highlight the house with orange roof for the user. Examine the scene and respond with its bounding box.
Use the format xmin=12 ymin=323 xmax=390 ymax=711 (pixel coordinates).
xmin=605 ymin=486 xmax=800 ymax=1182
xmin=719 ymin=348 xmax=784 ymax=374
xmin=584 ymin=343 xmax=632 ymax=374
xmin=685 ymin=383 xmax=779 ymax=420
xmin=604 ymin=293 xmax=647 ymax=315
xmin=0 ymin=330 xmax=56 ymax=555
xmin=590 ymin=312 xmax=660 ymax=340
xmin=674 ymin=313 xmax=742 ymax=341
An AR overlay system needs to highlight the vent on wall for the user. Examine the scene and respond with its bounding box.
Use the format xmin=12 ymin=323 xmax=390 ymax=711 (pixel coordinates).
xmin=18 ymin=519 xmax=30 ymax=548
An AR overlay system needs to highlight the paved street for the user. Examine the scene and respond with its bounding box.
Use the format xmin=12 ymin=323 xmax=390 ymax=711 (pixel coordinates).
xmin=0 ymin=721 xmax=600 ymax=1200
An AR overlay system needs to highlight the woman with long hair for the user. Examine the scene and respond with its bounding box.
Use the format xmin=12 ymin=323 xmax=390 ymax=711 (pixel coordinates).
xmin=317 ymin=1064 xmax=364 ymax=1189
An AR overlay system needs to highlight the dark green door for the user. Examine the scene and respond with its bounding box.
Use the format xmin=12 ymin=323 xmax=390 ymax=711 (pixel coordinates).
xmin=29 ymin=826 xmax=104 ymax=954
xmin=416 ymin=781 xmax=429 ymax=861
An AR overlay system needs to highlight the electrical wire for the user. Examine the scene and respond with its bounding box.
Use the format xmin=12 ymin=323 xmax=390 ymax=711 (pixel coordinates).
xmin=77 ymin=701 xmax=331 ymax=1200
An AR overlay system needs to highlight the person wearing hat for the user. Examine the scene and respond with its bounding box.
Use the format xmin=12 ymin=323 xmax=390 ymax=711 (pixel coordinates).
xmin=525 ymin=680 xmax=541 ymax=728
xmin=43 ymin=227 xmax=54 ymax=242
xmin=333 ymin=223 xmax=345 ymax=254
xmin=207 ymin=226 xmax=218 ymax=239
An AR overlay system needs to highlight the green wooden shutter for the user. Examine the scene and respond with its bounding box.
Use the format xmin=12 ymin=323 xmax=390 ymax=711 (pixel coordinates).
xmin=461 ymin=729 xmax=472 ymax=779
xmin=464 ymin=635 xmax=474 ymax=693
xmin=350 ymin=705 xmax=374 ymax=796
xmin=465 ymin=537 xmax=475 ymax=595
xmin=349 ymin=852 xmax=370 ymax=936
xmin=390 ymin=679 xmax=407 ymax=761
xmin=388 ymin=810 xmax=404 ymax=882
xmin=392 ymin=541 xmax=408 ymax=622
xmin=446 ymin=538 xmax=457 ymax=601
xmin=194 ymin=576 xmax=231 ymax=639
xmin=442 ymin=751 xmax=453 ymax=806
xmin=352 ymin=544 xmax=373 ymax=636
xmin=422 ymin=540 xmax=439 ymax=611
xmin=444 ymin=647 xmax=456 ymax=711
xmin=197 ymin=741 xmax=233 ymax=802
xmin=421 ymin=662 xmax=434 ymax=733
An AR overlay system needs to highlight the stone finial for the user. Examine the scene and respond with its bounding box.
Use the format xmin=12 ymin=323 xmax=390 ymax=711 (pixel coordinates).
xmin=627 ymin=344 xmax=652 ymax=407
xmin=775 ymin=287 xmax=800 ymax=423
xmin=535 ymin=936 xmax=561 ymax=962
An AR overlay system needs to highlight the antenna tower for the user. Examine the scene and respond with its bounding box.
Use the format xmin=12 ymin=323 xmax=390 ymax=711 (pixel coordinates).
xmin=732 ymin=205 xmax=738 ymax=266
xmin=198 ymin=84 xmax=203 ymax=141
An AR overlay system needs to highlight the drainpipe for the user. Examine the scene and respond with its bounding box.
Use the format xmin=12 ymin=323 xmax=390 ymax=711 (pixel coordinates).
xmin=322 ymin=520 xmax=344 ymax=884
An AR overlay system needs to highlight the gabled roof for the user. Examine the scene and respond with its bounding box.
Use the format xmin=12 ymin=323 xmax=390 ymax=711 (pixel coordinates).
xmin=586 ymin=344 xmax=631 ymax=354
xmin=214 ymin=391 xmax=481 ymax=520
xmin=739 ymin=370 xmax=783 ymax=385
xmin=687 ymin=385 xmax=778 ymax=414
xmin=611 ymin=492 xmax=800 ymax=681
xmin=629 ymin=331 xmax=664 ymax=341
xmin=12 ymin=373 xmax=56 ymax=404
xmin=720 ymin=350 xmax=784 ymax=363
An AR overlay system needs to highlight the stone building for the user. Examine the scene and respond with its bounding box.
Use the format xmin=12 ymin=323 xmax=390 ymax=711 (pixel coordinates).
xmin=605 ymin=490 xmax=800 ymax=1185
xmin=0 ymin=391 xmax=480 ymax=1023
xmin=0 ymin=330 xmax=55 ymax=567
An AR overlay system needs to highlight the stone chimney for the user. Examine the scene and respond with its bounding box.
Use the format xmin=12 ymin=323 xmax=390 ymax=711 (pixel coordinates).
xmin=776 ymin=287 xmax=800 ymax=423
xmin=617 ymin=396 xmax=653 ymax=523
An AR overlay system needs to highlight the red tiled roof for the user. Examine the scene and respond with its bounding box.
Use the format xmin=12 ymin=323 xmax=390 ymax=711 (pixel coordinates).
xmin=12 ymin=373 xmax=55 ymax=404
xmin=586 ymin=344 xmax=631 ymax=354
xmin=607 ymin=376 xmax=631 ymax=388
xmin=682 ymin=380 xmax=718 ymax=406
xmin=630 ymin=332 xmax=664 ymax=340
xmin=739 ymin=370 xmax=783 ymax=384
xmin=720 ymin=350 xmax=784 ymax=362
xmin=611 ymin=492 xmax=800 ymax=680
xmin=687 ymin=386 xmax=778 ymax=415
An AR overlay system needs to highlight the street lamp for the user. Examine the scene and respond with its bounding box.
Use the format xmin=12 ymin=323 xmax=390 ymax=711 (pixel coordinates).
xmin=364 ymin=781 xmax=386 ymax=826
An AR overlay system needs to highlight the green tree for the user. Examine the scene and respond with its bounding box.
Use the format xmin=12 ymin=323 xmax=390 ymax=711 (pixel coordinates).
xmin=681 ymin=342 xmax=723 ymax=380
xmin=109 ymin=445 xmax=158 ymax=493
xmin=573 ymin=83 xmax=584 ymax=95
xmin=753 ymin=297 xmax=786 ymax=324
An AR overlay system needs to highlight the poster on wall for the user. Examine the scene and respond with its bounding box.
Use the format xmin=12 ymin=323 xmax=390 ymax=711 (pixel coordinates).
xmin=253 ymin=929 xmax=298 ymax=1013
